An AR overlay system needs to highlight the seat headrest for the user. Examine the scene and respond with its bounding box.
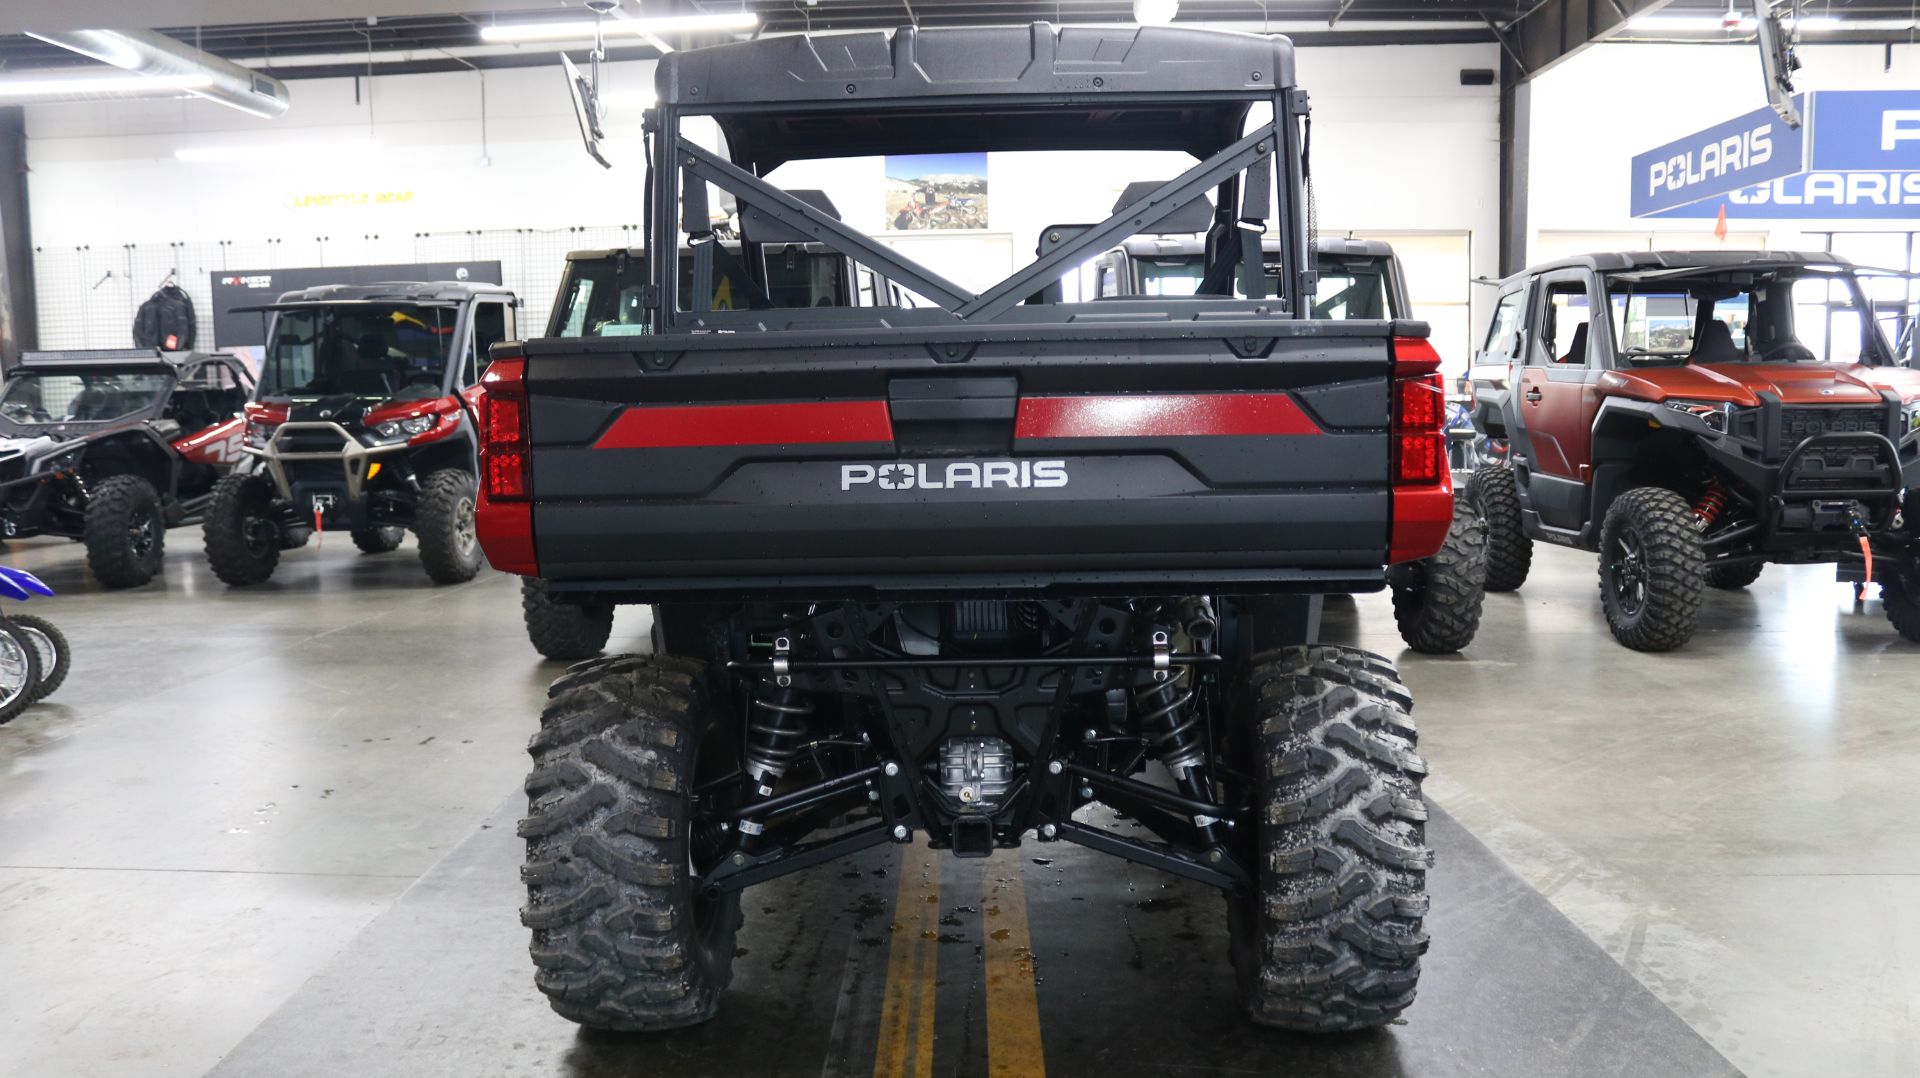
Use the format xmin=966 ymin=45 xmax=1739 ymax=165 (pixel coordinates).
xmin=1111 ymin=181 xmax=1214 ymax=236
xmin=740 ymin=189 xmax=841 ymax=244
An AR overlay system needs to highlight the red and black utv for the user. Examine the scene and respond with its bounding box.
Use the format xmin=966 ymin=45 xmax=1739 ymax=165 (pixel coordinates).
xmin=0 ymin=348 xmax=253 ymax=587
xmin=202 ymin=281 xmax=519 ymax=586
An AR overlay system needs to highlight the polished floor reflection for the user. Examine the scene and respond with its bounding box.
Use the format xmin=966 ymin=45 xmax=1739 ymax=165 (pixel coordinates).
xmin=0 ymin=532 xmax=1909 ymax=1077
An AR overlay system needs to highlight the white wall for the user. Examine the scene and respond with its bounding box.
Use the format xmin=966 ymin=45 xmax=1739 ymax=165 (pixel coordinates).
xmin=21 ymin=40 xmax=1500 ymax=352
xmin=1527 ymin=41 xmax=1920 ymax=259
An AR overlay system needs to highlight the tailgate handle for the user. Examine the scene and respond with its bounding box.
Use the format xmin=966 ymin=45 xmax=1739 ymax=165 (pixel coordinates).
xmin=888 ymin=376 xmax=1018 ymax=456
xmin=888 ymin=376 xmax=1019 ymax=425
xmin=891 ymin=397 xmax=1017 ymax=423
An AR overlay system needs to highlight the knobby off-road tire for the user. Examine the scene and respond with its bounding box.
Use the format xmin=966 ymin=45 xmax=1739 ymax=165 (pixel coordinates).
xmin=1228 ymin=644 xmax=1432 ymax=1032
xmin=1391 ymin=502 xmax=1488 ymax=654
xmin=0 ymin=617 xmax=43 ymax=725
xmin=351 ymin=525 xmax=405 ymax=554
xmin=1703 ymin=561 xmax=1764 ymax=590
xmin=203 ymin=473 xmax=282 ymax=586
xmin=9 ymin=614 xmax=70 ymax=703
xmin=84 ymin=476 xmax=166 ymax=588
xmin=520 ymin=654 xmax=742 ymax=1031
xmin=415 ymin=469 xmax=484 ymax=584
xmin=1464 ymin=466 xmax=1532 ymax=593
xmin=1881 ymin=563 xmax=1920 ymax=644
xmin=523 ymin=578 xmax=615 ymax=662
xmin=1598 ymin=487 xmax=1704 ymax=652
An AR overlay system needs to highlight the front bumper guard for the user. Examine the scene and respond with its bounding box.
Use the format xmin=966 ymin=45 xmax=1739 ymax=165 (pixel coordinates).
xmin=245 ymin=421 xmax=412 ymax=503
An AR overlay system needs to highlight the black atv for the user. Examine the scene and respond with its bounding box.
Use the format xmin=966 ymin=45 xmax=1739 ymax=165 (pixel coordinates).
xmin=203 ymin=281 xmax=518 ymax=586
xmin=0 ymin=348 xmax=253 ymax=587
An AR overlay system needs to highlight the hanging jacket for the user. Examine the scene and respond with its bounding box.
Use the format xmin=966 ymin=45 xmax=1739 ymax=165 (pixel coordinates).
xmin=133 ymin=284 xmax=197 ymax=351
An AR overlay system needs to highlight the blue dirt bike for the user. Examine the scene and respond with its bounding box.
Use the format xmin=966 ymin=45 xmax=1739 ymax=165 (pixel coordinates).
xmin=0 ymin=567 xmax=69 ymax=723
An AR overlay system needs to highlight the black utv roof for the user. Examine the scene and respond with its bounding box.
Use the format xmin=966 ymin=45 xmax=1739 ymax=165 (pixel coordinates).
xmin=1507 ymin=250 xmax=1858 ymax=286
xmin=246 ymin=280 xmax=514 ymax=309
xmin=15 ymin=348 xmax=224 ymax=372
xmin=664 ymin=23 xmax=1297 ymax=169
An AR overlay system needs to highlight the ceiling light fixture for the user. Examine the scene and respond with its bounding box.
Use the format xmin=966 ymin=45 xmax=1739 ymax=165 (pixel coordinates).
xmin=0 ymin=72 xmax=213 ymax=99
xmin=1628 ymin=13 xmax=1846 ymax=31
xmin=478 ymin=12 xmax=759 ymax=43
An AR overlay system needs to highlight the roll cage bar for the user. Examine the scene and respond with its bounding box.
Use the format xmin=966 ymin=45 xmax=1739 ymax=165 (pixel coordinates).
xmin=641 ymin=22 xmax=1312 ymax=334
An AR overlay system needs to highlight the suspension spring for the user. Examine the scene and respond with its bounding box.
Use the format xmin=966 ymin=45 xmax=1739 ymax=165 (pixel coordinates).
xmin=1693 ymin=481 xmax=1730 ymax=528
xmin=745 ymin=689 xmax=813 ymax=786
xmin=1136 ymin=667 xmax=1202 ymax=774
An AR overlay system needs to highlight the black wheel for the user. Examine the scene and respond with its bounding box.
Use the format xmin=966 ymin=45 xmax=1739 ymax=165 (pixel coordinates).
xmin=8 ymin=613 xmax=69 ymax=703
xmin=520 ymin=654 xmax=742 ymax=1031
xmin=1227 ymin=644 xmax=1430 ymax=1031
xmin=522 ymin=578 xmax=615 ymax=661
xmin=1882 ymin=563 xmax=1920 ymax=644
xmin=1597 ymin=487 xmax=1704 ymax=652
xmin=83 ymin=475 xmax=166 ymax=588
xmin=1703 ymin=561 xmax=1763 ymax=590
xmin=351 ymin=525 xmax=405 ymax=554
xmin=893 ymin=210 xmax=916 ymax=230
xmin=415 ymin=469 xmax=483 ymax=584
xmin=1391 ymin=502 xmax=1487 ymax=654
xmin=1464 ymin=466 xmax=1531 ymax=592
xmin=0 ymin=617 xmax=43 ymax=725
xmin=203 ymin=473 xmax=283 ymax=586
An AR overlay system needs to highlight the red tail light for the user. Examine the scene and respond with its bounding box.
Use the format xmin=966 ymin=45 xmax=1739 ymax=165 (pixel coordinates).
xmin=1394 ymin=374 xmax=1445 ymax=483
xmin=1389 ymin=336 xmax=1453 ymax=564
xmin=479 ymin=357 xmax=529 ymax=501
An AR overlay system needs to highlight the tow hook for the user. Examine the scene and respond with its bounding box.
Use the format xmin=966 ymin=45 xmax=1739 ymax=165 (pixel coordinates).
xmin=1850 ymin=508 xmax=1874 ymax=591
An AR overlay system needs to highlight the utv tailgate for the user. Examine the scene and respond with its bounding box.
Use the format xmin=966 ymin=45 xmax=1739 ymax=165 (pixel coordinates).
xmin=513 ymin=320 xmax=1409 ymax=599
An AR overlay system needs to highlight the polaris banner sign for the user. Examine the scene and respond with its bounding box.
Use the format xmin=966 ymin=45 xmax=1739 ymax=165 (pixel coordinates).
xmin=1630 ymin=100 xmax=1807 ymax=217
xmin=1637 ymin=90 xmax=1920 ymax=219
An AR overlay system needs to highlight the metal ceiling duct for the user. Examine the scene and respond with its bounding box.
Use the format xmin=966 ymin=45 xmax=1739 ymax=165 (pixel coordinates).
xmin=24 ymin=28 xmax=289 ymax=117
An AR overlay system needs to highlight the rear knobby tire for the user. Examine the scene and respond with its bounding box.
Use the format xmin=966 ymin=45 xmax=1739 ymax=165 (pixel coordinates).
xmin=1881 ymin=563 xmax=1920 ymax=644
xmin=8 ymin=614 xmax=69 ymax=703
xmin=203 ymin=473 xmax=282 ymax=586
xmin=520 ymin=654 xmax=742 ymax=1031
xmin=1597 ymin=487 xmax=1704 ymax=652
xmin=0 ymin=618 xmax=43 ymax=725
xmin=1391 ymin=502 xmax=1487 ymax=654
xmin=84 ymin=475 xmax=166 ymax=588
xmin=523 ymin=578 xmax=616 ymax=661
xmin=1229 ymin=644 xmax=1431 ymax=1031
xmin=1703 ymin=561 xmax=1763 ymax=590
xmin=416 ymin=469 xmax=484 ymax=584
xmin=351 ymin=525 xmax=405 ymax=554
xmin=1464 ymin=466 xmax=1531 ymax=592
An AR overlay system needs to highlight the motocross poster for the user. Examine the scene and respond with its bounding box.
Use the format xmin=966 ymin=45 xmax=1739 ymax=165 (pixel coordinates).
xmin=884 ymin=153 xmax=989 ymax=231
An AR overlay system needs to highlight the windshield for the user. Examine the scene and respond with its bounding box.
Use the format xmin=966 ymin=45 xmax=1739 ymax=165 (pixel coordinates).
xmin=1124 ymin=252 xmax=1294 ymax=301
xmin=1605 ymin=268 xmax=1889 ymax=366
xmin=557 ymin=249 xmax=853 ymax=332
xmin=0 ymin=370 xmax=171 ymax=427
xmin=260 ymin=304 xmax=456 ymax=399
xmin=1312 ymin=263 xmax=1392 ymax=320
xmin=1135 ymin=255 xmax=1205 ymax=297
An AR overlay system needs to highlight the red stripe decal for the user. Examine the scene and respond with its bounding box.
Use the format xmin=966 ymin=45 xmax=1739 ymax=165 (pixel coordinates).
xmin=595 ymin=400 xmax=893 ymax=449
xmin=1014 ymin=394 xmax=1319 ymax=440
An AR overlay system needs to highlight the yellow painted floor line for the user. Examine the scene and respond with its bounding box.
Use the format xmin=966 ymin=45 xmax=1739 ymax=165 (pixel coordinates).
xmin=873 ymin=840 xmax=941 ymax=1078
xmin=984 ymin=858 xmax=1047 ymax=1078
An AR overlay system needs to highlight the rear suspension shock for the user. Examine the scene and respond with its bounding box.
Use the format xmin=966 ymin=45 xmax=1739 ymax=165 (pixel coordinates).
xmin=1134 ymin=629 xmax=1221 ymax=846
xmin=738 ymin=635 xmax=813 ymax=846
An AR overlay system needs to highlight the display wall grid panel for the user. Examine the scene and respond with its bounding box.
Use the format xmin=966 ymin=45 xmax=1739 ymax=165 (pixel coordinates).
xmin=32 ymin=225 xmax=643 ymax=351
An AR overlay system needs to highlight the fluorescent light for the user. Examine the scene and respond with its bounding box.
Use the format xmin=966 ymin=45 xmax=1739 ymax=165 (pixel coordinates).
xmin=479 ymin=13 xmax=759 ymax=43
xmin=0 ymin=72 xmax=213 ymax=99
xmin=175 ymin=138 xmax=380 ymax=163
xmin=1628 ymin=13 xmax=1854 ymax=32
